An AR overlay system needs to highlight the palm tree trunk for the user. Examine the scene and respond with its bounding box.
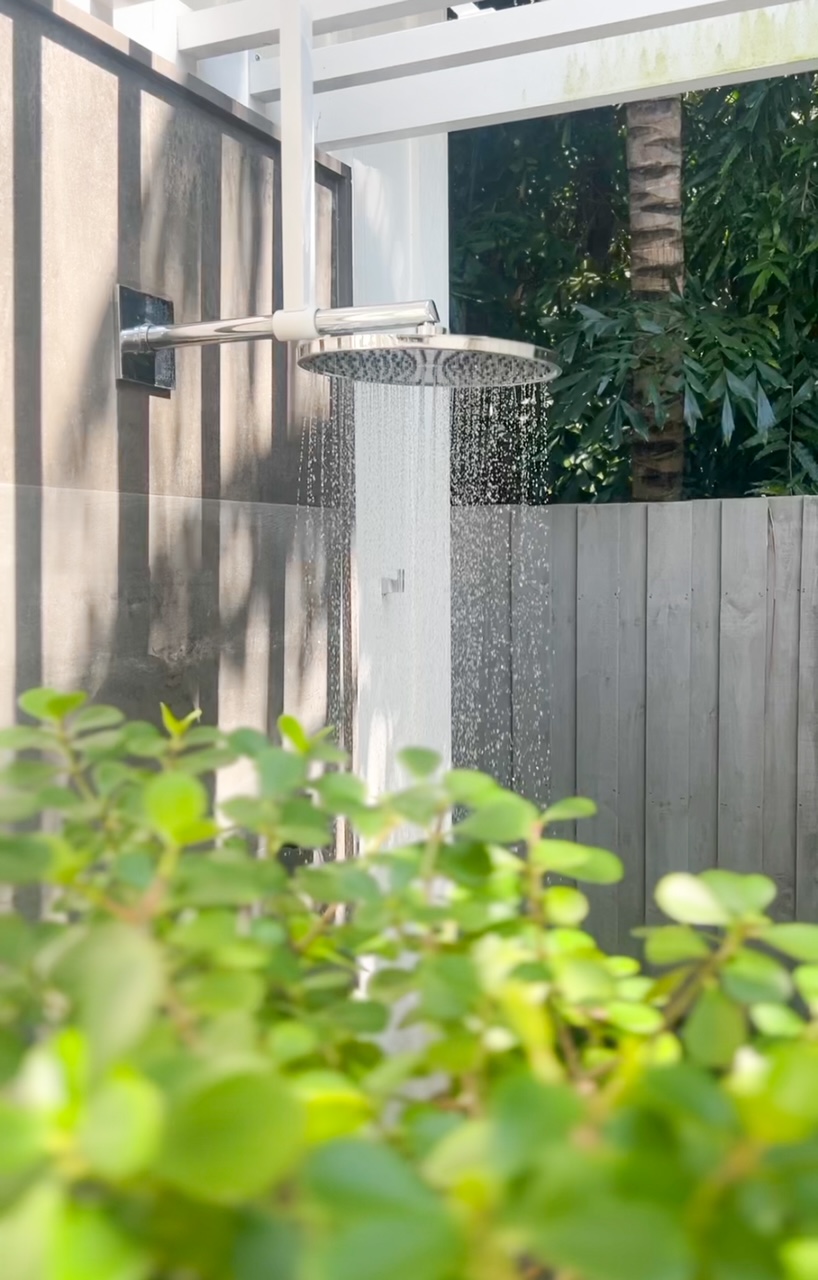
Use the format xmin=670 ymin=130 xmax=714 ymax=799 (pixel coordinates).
xmin=626 ymin=97 xmax=685 ymax=502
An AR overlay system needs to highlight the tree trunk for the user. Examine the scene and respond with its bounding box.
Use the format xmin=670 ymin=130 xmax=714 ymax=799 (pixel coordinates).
xmin=626 ymin=97 xmax=685 ymax=502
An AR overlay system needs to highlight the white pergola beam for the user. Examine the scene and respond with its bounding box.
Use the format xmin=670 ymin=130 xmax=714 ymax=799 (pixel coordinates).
xmin=249 ymin=0 xmax=798 ymax=101
xmin=312 ymin=0 xmax=818 ymax=146
xmin=178 ymin=0 xmax=446 ymax=61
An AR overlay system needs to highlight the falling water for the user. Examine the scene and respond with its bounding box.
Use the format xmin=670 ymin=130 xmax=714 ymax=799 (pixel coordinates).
xmin=294 ymin=373 xmax=553 ymax=813
xmin=451 ymin=382 xmax=552 ymax=806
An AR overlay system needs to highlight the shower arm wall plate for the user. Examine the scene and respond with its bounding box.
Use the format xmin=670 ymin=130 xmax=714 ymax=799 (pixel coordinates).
xmin=381 ymin=570 xmax=405 ymax=598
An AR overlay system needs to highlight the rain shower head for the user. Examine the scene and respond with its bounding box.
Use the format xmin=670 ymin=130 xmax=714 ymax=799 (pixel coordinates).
xmin=296 ymin=332 xmax=559 ymax=390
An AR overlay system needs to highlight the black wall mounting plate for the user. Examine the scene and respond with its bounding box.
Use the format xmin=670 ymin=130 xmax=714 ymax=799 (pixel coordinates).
xmin=115 ymin=285 xmax=176 ymax=392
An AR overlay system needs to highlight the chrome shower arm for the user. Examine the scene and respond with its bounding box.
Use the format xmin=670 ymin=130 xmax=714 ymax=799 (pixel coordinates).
xmin=120 ymin=299 xmax=441 ymax=356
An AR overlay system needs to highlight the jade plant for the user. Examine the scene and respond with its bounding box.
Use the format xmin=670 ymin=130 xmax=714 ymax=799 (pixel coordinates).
xmin=1 ymin=689 xmax=818 ymax=1280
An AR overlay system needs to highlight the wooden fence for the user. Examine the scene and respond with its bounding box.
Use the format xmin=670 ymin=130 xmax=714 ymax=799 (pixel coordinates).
xmin=451 ymin=498 xmax=818 ymax=952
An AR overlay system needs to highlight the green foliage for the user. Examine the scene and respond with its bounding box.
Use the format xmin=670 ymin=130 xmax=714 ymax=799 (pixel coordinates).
xmin=450 ymin=76 xmax=818 ymax=500
xmin=2 ymin=689 xmax=818 ymax=1279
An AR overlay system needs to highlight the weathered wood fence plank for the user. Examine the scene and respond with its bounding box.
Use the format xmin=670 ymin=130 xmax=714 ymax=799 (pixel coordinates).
xmin=797 ymin=498 xmax=818 ymax=920
xmin=576 ymin=506 xmax=621 ymax=953
xmin=765 ymin=498 xmax=802 ymax=919
xmin=718 ymin=500 xmax=768 ymax=873
xmin=645 ymin=503 xmax=692 ymax=923
xmin=688 ymin=500 xmax=721 ymax=877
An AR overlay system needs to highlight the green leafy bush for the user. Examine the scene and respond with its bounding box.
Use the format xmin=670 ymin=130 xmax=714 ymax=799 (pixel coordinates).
xmin=1 ymin=689 xmax=818 ymax=1280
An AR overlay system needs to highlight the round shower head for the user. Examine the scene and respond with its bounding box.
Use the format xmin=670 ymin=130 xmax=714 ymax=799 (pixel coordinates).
xmin=296 ymin=332 xmax=559 ymax=389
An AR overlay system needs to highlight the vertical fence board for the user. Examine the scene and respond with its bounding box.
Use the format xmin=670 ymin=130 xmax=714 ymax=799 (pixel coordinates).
xmin=451 ymin=507 xmax=513 ymax=786
xmin=577 ymin=506 xmax=621 ymax=952
xmin=511 ymin=506 xmax=550 ymax=805
xmin=688 ymin=500 xmax=721 ymax=876
xmin=645 ymin=504 xmax=693 ymax=922
xmin=616 ymin=505 xmax=647 ymax=951
xmin=719 ymin=500 xmax=768 ymax=872
xmin=545 ymin=504 xmax=578 ymax=830
xmin=797 ymin=498 xmax=818 ymax=920
xmin=765 ymin=498 xmax=803 ymax=919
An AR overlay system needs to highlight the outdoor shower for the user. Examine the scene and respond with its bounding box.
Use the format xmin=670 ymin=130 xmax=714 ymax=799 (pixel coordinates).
xmin=117 ymin=1 xmax=558 ymax=394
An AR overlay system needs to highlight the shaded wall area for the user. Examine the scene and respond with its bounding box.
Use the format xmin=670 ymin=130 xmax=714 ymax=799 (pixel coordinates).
xmin=0 ymin=0 xmax=352 ymax=757
xmin=453 ymin=498 xmax=818 ymax=950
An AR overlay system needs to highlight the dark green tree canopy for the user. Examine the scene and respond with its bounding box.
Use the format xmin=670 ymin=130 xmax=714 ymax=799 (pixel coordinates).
xmin=450 ymin=76 xmax=818 ymax=502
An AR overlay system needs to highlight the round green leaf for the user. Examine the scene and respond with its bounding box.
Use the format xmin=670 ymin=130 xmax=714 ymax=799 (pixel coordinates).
xmin=699 ymin=869 xmax=777 ymax=918
xmin=643 ymin=925 xmax=710 ymax=966
xmin=73 ymin=706 xmax=125 ymax=732
xmin=781 ymin=1238 xmax=818 ymax=1280
xmin=79 ymin=1072 xmax=164 ymax=1179
xmin=158 ymin=1072 xmax=304 ymax=1203
xmin=750 ymin=1003 xmax=806 ymax=1038
xmin=764 ymin=924 xmax=818 ymax=962
xmin=543 ymin=886 xmax=589 ymax=925
xmin=456 ymin=795 xmax=538 ymax=844
xmin=605 ymin=1002 xmax=665 ymax=1035
xmin=0 ymin=1100 xmax=48 ymax=1176
xmin=682 ymin=987 xmax=745 ymax=1067
xmin=542 ymin=797 xmax=597 ymax=824
xmin=144 ymin=772 xmax=208 ymax=843
xmin=532 ymin=839 xmax=622 ymax=884
xmin=18 ymin=688 xmax=87 ymax=722
xmin=444 ymin=769 xmax=499 ymax=807
xmin=256 ymin=748 xmax=309 ymax=798
xmin=0 ymin=834 xmax=55 ymax=884
xmin=398 ymin=748 xmax=442 ymax=779
xmin=794 ymin=965 xmax=818 ymax=1006
xmin=655 ymin=873 xmax=729 ymax=925
xmin=53 ymin=1202 xmax=147 ymax=1280
xmin=723 ymin=948 xmax=792 ymax=1005
xmin=291 ymin=1071 xmax=373 ymax=1143
xmin=57 ymin=924 xmax=164 ymax=1071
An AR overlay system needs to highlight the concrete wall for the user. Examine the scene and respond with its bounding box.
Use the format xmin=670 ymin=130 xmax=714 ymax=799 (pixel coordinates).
xmin=0 ymin=0 xmax=352 ymax=750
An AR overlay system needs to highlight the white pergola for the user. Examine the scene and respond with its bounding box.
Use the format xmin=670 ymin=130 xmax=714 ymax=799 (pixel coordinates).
xmin=93 ymin=0 xmax=818 ymax=790
xmin=106 ymin=0 xmax=818 ymax=148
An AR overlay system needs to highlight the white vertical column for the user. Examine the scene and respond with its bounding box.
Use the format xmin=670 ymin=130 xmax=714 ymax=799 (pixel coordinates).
xmin=336 ymin=132 xmax=452 ymax=796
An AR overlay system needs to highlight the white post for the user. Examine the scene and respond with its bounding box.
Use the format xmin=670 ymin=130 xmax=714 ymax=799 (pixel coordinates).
xmin=334 ymin=128 xmax=452 ymax=795
xmin=279 ymin=0 xmax=316 ymax=316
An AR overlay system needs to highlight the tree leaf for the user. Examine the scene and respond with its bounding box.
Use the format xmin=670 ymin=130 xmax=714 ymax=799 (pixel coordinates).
xmin=756 ymin=382 xmax=777 ymax=436
xmin=542 ymin=797 xmax=597 ymax=824
xmin=543 ymin=886 xmax=589 ymax=925
xmin=157 ymin=1072 xmax=304 ymax=1204
xmin=256 ymin=748 xmax=308 ymax=798
xmin=530 ymin=838 xmax=622 ymax=883
xmin=18 ymin=689 xmax=87 ymax=722
xmin=721 ymin=392 xmax=736 ymax=443
xmin=79 ymin=1071 xmax=164 ymax=1179
xmin=0 ymin=834 xmax=56 ymax=884
xmin=456 ymin=795 xmax=538 ymax=843
xmin=764 ymin=924 xmax=818 ymax=962
xmin=143 ymin=773 xmax=208 ymax=843
xmin=682 ymin=987 xmax=745 ymax=1067
xmin=398 ymin=748 xmax=442 ymax=779
xmin=750 ymin=1003 xmax=805 ymax=1038
xmin=278 ymin=716 xmax=310 ymax=754
xmin=643 ymin=925 xmax=711 ymax=966
xmin=699 ymin=869 xmax=777 ymax=919
xmin=655 ymin=873 xmax=729 ymax=925
xmin=57 ymin=924 xmax=164 ymax=1071
xmin=160 ymin=704 xmax=202 ymax=739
